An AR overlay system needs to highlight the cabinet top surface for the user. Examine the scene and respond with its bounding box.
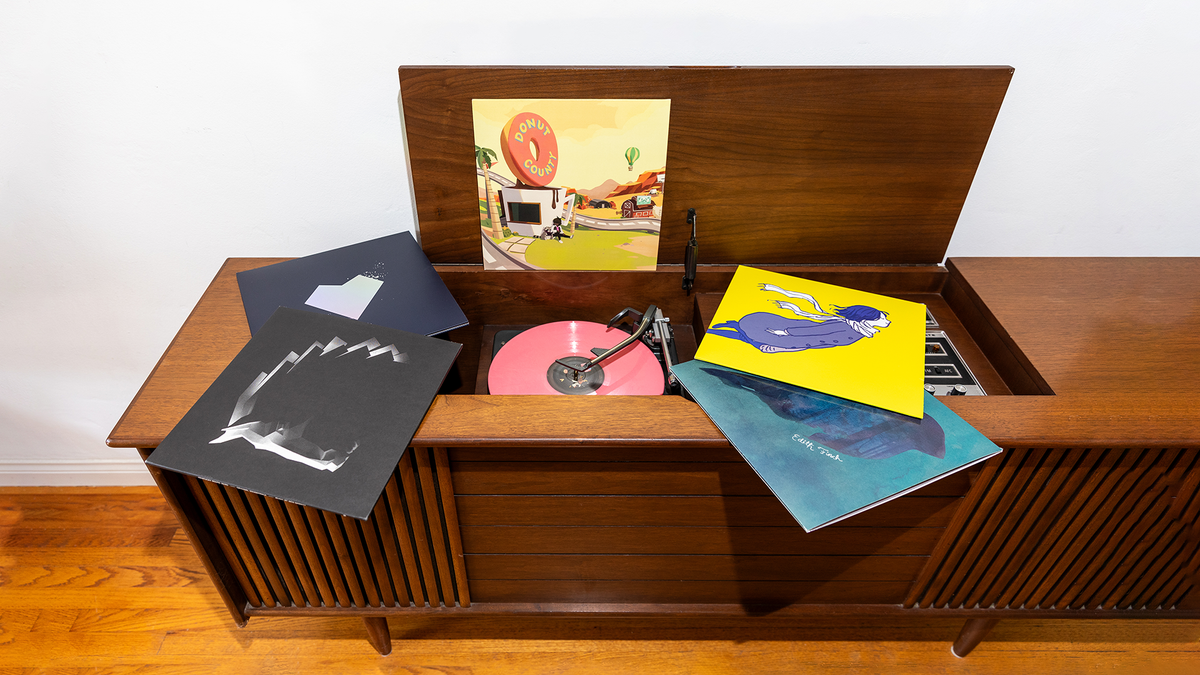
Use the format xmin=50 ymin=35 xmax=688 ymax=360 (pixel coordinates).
xmin=108 ymin=258 xmax=1200 ymax=449
xmin=950 ymin=257 xmax=1200 ymax=396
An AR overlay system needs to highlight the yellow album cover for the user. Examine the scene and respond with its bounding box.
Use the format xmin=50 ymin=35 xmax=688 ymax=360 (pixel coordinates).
xmin=694 ymin=266 xmax=926 ymax=418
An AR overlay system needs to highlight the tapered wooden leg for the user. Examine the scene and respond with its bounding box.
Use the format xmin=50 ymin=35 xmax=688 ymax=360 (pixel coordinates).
xmin=363 ymin=617 xmax=392 ymax=656
xmin=951 ymin=618 xmax=999 ymax=658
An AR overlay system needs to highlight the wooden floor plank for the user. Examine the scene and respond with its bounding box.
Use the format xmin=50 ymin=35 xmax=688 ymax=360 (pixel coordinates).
xmin=0 ymin=527 xmax=178 ymax=549
xmin=67 ymin=609 xmax=239 ymax=632
xmin=1 ymin=548 xmax=207 ymax=567
xmin=1 ymin=487 xmax=1197 ymax=675
xmin=0 ymin=510 xmax=182 ymax=528
xmin=0 ymin=588 xmax=228 ymax=610
xmin=0 ymin=609 xmax=38 ymax=647
xmin=1 ymin=565 xmax=209 ymax=590
xmin=26 ymin=610 xmax=78 ymax=634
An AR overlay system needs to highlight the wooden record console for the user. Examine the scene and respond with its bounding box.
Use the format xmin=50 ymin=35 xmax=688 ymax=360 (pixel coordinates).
xmin=108 ymin=68 xmax=1200 ymax=657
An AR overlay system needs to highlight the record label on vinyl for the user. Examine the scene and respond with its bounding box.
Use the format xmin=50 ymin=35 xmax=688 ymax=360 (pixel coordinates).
xmin=488 ymin=321 xmax=664 ymax=395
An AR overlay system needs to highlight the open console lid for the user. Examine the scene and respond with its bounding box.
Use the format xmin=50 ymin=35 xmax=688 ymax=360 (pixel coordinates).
xmin=399 ymin=66 xmax=1013 ymax=265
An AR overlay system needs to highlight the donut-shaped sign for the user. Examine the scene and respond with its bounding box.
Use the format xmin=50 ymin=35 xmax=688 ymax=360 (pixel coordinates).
xmin=500 ymin=112 xmax=559 ymax=187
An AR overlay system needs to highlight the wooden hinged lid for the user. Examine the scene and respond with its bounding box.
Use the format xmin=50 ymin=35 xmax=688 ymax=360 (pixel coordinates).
xmin=399 ymin=66 xmax=1012 ymax=266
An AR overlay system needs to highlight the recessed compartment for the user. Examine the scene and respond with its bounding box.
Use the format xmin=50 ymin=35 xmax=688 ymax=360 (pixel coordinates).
xmin=431 ymin=264 xmax=1051 ymax=399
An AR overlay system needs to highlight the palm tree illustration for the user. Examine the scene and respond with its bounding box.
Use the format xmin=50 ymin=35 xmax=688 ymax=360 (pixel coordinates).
xmin=475 ymin=145 xmax=503 ymax=240
xmin=570 ymin=193 xmax=586 ymax=237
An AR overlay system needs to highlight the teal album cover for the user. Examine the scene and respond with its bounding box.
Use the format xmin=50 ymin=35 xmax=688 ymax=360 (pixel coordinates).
xmin=672 ymin=360 xmax=1001 ymax=532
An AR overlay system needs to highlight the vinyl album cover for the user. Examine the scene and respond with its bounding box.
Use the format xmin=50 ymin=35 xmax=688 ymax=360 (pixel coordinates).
xmin=694 ymin=266 xmax=927 ymax=418
xmin=471 ymin=98 xmax=670 ymax=271
xmin=672 ymin=360 xmax=1001 ymax=532
xmin=147 ymin=307 xmax=462 ymax=519
xmin=236 ymin=231 xmax=468 ymax=337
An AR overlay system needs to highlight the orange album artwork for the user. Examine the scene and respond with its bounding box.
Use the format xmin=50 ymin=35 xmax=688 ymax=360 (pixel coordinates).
xmin=471 ymin=99 xmax=671 ymax=271
xmin=694 ymin=266 xmax=927 ymax=418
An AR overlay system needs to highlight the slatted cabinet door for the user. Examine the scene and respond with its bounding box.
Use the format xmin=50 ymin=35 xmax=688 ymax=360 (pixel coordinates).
xmin=182 ymin=448 xmax=469 ymax=612
xmin=907 ymin=447 xmax=1200 ymax=611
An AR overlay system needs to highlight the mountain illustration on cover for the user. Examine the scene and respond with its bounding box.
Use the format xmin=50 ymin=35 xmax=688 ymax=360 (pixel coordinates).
xmin=672 ymin=359 xmax=1001 ymax=532
xmin=147 ymin=307 xmax=462 ymax=519
xmin=235 ymin=231 xmax=468 ymax=338
xmin=694 ymin=266 xmax=927 ymax=418
xmin=471 ymin=99 xmax=670 ymax=271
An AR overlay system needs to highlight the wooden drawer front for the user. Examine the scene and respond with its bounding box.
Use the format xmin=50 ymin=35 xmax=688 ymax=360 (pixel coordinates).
xmin=451 ymin=447 xmax=973 ymax=605
xmin=907 ymin=448 xmax=1200 ymax=611
xmin=460 ymin=525 xmax=944 ymax=555
xmin=183 ymin=447 xmax=469 ymax=609
xmin=452 ymin=460 xmax=972 ymax=497
xmin=456 ymin=495 xmax=958 ymax=528
xmin=469 ymin=580 xmax=914 ymax=605
xmin=466 ymin=554 xmax=926 ymax=581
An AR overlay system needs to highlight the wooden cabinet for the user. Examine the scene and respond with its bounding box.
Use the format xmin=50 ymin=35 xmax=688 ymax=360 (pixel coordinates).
xmin=110 ymin=258 xmax=1200 ymax=656
xmin=107 ymin=68 xmax=1200 ymax=656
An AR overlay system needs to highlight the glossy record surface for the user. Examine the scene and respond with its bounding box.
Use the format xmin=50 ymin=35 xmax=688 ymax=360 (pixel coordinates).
xmin=488 ymin=321 xmax=664 ymax=395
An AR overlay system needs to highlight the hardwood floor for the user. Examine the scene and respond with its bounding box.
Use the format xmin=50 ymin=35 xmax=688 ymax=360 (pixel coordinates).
xmin=2 ymin=487 xmax=1197 ymax=674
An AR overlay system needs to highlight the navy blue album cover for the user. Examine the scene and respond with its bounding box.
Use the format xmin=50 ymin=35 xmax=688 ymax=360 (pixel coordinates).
xmin=236 ymin=231 xmax=468 ymax=337
xmin=672 ymin=359 xmax=1001 ymax=532
xmin=147 ymin=307 xmax=462 ymax=519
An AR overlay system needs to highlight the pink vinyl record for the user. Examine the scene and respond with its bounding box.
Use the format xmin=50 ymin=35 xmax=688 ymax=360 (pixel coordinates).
xmin=488 ymin=321 xmax=665 ymax=395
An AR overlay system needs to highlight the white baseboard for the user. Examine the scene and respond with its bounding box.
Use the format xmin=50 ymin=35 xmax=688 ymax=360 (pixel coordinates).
xmin=0 ymin=459 xmax=157 ymax=486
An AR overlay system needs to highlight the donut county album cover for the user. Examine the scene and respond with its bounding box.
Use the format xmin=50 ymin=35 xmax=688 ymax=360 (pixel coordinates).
xmin=471 ymin=98 xmax=670 ymax=271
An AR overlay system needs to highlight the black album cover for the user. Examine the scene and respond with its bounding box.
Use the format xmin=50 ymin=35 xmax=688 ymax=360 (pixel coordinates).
xmin=236 ymin=231 xmax=468 ymax=337
xmin=147 ymin=307 xmax=461 ymax=519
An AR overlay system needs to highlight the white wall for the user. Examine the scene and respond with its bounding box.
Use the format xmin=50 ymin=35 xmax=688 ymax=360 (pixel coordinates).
xmin=2 ymin=1 xmax=1197 ymax=485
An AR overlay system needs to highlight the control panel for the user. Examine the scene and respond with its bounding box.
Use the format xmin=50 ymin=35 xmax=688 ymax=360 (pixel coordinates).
xmin=924 ymin=330 xmax=985 ymax=396
xmin=923 ymin=309 xmax=984 ymax=396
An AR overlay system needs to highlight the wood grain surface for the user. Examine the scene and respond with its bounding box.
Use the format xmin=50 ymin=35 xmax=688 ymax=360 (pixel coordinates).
xmin=452 ymin=495 xmax=959 ymax=528
xmin=3 ymin=487 xmax=1198 ymax=674
xmin=448 ymin=458 xmax=974 ymax=495
xmin=948 ymin=257 xmax=1200 ymax=396
xmin=457 ymin=525 xmax=946 ymax=556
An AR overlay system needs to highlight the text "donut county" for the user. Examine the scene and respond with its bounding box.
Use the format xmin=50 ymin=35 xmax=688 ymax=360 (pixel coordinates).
xmin=500 ymin=112 xmax=560 ymax=187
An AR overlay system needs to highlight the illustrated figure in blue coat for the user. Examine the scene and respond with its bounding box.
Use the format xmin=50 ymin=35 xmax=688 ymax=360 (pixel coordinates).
xmin=707 ymin=283 xmax=892 ymax=353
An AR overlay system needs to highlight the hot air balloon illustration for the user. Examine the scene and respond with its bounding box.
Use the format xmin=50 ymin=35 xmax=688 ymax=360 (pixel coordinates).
xmin=624 ymin=146 xmax=640 ymax=172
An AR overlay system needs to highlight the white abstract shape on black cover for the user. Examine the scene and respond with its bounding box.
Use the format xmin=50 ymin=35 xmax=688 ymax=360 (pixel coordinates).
xmin=342 ymin=337 xmax=407 ymax=363
xmin=304 ymin=274 xmax=383 ymax=320
xmin=230 ymin=348 xmax=309 ymax=425
xmin=368 ymin=343 xmax=408 ymax=362
xmin=287 ymin=340 xmax=328 ymax=373
xmin=342 ymin=337 xmax=381 ymax=355
xmin=320 ymin=336 xmax=347 ymax=356
xmin=210 ymin=420 xmax=357 ymax=472
xmin=212 ymin=334 xmax=401 ymax=472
